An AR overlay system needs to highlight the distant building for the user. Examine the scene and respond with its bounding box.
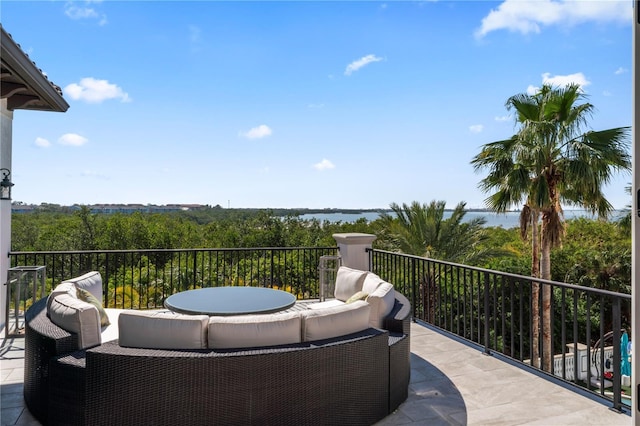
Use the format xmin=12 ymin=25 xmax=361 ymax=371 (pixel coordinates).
xmin=11 ymin=203 xmax=208 ymax=214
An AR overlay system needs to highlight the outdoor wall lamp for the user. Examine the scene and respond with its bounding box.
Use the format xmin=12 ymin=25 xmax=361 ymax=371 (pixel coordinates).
xmin=0 ymin=168 xmax=14 ymax=200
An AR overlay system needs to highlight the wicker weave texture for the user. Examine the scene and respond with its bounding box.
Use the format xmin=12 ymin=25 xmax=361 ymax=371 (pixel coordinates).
xmin=48 ymin=351 xmax=87 ymax=426
xmin=25 ymin=293 xmax=412 ymax=426
xmin=86 ymin=330 xmax=389 ymax=426
xmin=24 ymin=297 xmax=79 ymax=425
xmin=389 ymin=332 xmax=410 ymax=413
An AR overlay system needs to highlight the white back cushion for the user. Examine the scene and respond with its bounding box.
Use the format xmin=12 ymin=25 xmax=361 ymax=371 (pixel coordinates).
xmin=366 ymin=282 xmax=396 ymax=328
xmin=208 ymin=312 xmax=301 ymax=349
xmin=100 ymin=308 xmax=170 ymax=344
xmin=118 ymin=311 xmax=209 ymax=350
xmin=48 ymin=294 xmax=101 ymax=350
xmin=300 ymin=301 xmax=370 ymax=342
xmin=334 ymin=267 xmax=368 ymax=302
xmin=63 ymin=271 xmax=103 ymax=304
xmin=362 ymin=272 xmax=384 ymax=295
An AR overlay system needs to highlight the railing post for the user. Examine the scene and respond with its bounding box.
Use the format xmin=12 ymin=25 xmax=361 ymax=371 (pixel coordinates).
xmin=611 ymin=298 xmax=623 ymax=412
xmin=192 ymin=252 xmax=198 ymax=288
xmin=332 ymin=233 xmax=376 ymax=271
xmin=411 ymin=256 xmax=417 ymax=321
xmin=104 ymin=253 xmax=110 ymax=307
xmin=484 ymin=271 xmax=491 ymax=355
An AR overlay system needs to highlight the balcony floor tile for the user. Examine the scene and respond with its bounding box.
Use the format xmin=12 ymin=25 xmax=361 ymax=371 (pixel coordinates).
xmin=380 ymin=322 xmax=629 ymax=425
xmin=1 ymin=321 xmax=630 ymax=425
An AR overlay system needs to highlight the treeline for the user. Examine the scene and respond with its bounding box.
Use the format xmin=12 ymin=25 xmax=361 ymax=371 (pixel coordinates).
xmin=11 ymin=206 xmax=631 ymax=294
xmin=11 ymin=206 xmax=373 ymax=251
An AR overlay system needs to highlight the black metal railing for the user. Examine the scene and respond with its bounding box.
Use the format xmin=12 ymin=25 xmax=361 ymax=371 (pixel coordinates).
xmin=9 ymin=247 xmax=337 ymax=309
xmin=9 ymin=246 xmax=631 ymax=411
xmin=368 ymin=248 xmax=631 ymax=412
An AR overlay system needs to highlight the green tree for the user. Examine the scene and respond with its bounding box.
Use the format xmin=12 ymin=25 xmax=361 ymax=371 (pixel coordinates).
xmin=378 ymin=200 xmax=495 ymax=264
xmin=74 ymin=206 xmax=98 ymax=250
xmin=471 ymin=83 xmax=631 ymax=371
xmin=616 ymin=184 xmax=632 ymax=234
xmin=378 ymin=200 xmax=501 ymax=323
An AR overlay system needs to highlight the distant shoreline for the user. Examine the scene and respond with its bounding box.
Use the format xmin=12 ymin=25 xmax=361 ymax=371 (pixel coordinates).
xmin=11 ymin=203 xmax=603 ymax=216
xmin=11 ymin=203 xmax=504 ymax=215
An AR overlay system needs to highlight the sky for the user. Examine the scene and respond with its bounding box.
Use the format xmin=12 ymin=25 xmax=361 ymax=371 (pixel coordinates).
xmin=1 ymin=0 xmax=634 ymax=209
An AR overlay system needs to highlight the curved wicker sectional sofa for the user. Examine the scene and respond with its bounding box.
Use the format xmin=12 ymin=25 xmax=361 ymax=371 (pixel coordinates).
xmin=24 ymin=268 xmax=411 ymax=426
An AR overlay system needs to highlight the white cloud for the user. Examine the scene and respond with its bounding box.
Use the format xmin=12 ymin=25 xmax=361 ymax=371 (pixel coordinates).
xmin=344 ymin=54 xmax=383 ymax=76
xmin=526 ymin=84 xmax=539 ymax=95
xmin=469 ymin=125 xmax=484 ymax=134
xmin=34 ymin=137 xmax=51 ymax=148
xmin=313 ymin=159 xmax=335 ymax=171
xmin=307 ymin=103 xmax=325 ymax=109
xmin=475 ymin=0 xmax=631 ymax=39
xmin=602 ymin=90 xmax=612 ymax=97
xmin=64 ymin=78 xmax=131 ymax=104
xmin=64 ymin=1 xmax=108 ymax=26
xmin=615 ymin=67 xmax=628 ymax=75
xmin=542 ymin=72 xmax=590 ymax=88
xmin=527 ymin=72 xmax=591 ymax=94
xmin=494 ymin=115 xmax=511 ymax=122
xmin=240 ymin=125 xmax=272 ymax=139
xmin=58 ymin=133 xmax=88 ymax=146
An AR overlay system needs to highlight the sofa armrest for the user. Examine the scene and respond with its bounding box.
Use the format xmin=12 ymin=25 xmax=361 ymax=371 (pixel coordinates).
xmin=24 ymin=298 xmax=81 ymax=425
xmin=384 ymin=292 xmax=412 ymax=335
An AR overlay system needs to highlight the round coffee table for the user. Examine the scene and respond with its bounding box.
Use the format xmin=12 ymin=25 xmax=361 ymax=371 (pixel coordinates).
xmin=164 ymin=287 xmax=297 ymax=316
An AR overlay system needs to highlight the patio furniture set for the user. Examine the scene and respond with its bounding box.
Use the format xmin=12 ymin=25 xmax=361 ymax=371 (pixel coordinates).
xmin=24 ymin=267 xmax=411 ymax=425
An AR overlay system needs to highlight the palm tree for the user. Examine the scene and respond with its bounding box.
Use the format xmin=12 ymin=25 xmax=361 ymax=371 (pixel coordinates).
xmin=379 ymin=200 xmax=494 ymax=264
xmin=617 ymin=184 xmax=631 ymax=233
xmin=471 ymin=84 xmax=631 ymax=371
xmin=378 ymin=200 xmax=499 ymax=323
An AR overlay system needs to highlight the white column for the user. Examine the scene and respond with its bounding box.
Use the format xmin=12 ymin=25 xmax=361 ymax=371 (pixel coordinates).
xmin=632 ymin=2 xmax=639 ymax=422
xmin=0 ymin=99 xmax=13 ymax=336
xmin=333 ymin=233 xmax=376 ymax=271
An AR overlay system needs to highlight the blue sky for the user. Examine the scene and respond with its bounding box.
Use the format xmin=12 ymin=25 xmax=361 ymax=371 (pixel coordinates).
xmin=1 ymin=0 xmax=633 ymax=209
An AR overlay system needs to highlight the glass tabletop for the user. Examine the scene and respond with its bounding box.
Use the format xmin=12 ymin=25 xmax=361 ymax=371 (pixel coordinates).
xmin=164 ymin=286 xmax=297 ymax=316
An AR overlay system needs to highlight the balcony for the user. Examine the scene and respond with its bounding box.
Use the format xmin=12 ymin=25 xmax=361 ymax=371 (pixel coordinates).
xmin=2 ymin=246 xmax=632 ymax=425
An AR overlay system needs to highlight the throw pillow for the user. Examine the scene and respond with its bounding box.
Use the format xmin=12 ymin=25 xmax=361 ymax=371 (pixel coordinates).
xmin=346 ymin=291 xmax=369 ymax=304
xmin=64 ymin=271 xmax=103 ymax=304
xmin=76 ymin=287 xmax=110 ymax=327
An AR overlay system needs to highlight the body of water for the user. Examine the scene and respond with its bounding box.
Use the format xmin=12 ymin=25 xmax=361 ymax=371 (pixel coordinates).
xmin=298 ymin=210 xmax=626 ymax=229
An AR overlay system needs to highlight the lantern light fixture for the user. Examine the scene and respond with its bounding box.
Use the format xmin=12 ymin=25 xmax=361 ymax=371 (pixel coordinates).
xmin=0 ymin=168 xmax=14 ymax=200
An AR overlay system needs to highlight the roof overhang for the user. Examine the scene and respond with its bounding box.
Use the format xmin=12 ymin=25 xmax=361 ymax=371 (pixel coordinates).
xmin=1 ymin=24 xmax=69 ymax=112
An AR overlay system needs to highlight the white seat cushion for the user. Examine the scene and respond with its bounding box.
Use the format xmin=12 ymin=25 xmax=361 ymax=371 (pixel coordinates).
xmin=118 ymin=311 xmax=209 ymax=350
xmin=100 ymin=308 xmax=128 ymax=343
xmin=307 ymin=299 xmax=345 ymax=310
xmin=63 ymin=271 xmax=103 ymax=304
xmin=334 ymin=266 xmax=368 ymax=302
xmin=300 ymin=301 xmax=370 ymax=342
xmin=366 ymin=282 xmax=396 ymax=328
xmin=208 ymin=312 xmax=301 ymax=349
xmin=48 ymin=293 xmax=101 ymax=350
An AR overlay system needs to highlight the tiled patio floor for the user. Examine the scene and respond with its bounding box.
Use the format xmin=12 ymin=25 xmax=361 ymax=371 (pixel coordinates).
xmin=1 ymin=321 xmax=631 ymax=425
